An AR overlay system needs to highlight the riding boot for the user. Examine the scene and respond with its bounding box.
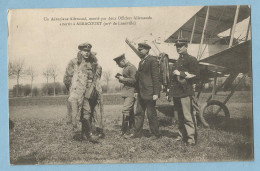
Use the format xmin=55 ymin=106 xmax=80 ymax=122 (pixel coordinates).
xmin=81 ymin=119 xmax=99 ymax=143
xmin=121 ymin=114 xmax=128 ymax=135
xmin=96 ymin=127 xmax=105 ymax=139
xmin=129 ymin=114 xmax=135 ymax=130
xmin=122 ymin=115 xmax=131 ymax=135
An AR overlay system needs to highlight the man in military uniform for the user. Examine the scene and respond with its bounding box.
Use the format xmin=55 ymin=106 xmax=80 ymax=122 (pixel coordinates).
xmin=113 ymin=54 xmax=137 ymax=136
xmin=130 ymin=43 xmax=161 ymax=139
xmin=63 ymin=42 xmax=104 ymax=143
xmin=169 ymin=38 xmax=200 ymax=145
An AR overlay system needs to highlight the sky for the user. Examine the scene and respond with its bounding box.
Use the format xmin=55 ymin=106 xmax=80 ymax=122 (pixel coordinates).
xmin=7 ymin=6 xmax=203 ymax=88
xmin=8 ymin=6 xmax=250 ymax=88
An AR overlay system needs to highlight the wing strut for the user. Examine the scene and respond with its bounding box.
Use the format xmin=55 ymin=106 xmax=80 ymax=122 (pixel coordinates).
xmin=246 ymin=16 xmax=251 ymax=41
xmin=190 ymin=15 xmax=197 ymax=44
xmin=178 ymin=29 xmax=183 ymax=39
xmin=197 ymin=6 xmax=210 ymax=60
xmin=214 ymin=74 xmax=247 ymax=115
xmin=229 ymin=5 xmax=240 ymax=47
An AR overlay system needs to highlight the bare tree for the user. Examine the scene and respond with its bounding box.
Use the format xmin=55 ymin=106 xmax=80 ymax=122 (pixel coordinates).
xmin=8 ymin=58 xmax=26 ymax=97
xmin=27 ymin=66 xmax=37 ymax=97
xmin=43 ymin=67 xmax=52 ymax=96
xmin=49 ymin=64 xmax=59 ymax=96
xmin=8 ymin=61 xmax=14 ymax=77
xmin=103 ymin=70 xmax=112 ymax=91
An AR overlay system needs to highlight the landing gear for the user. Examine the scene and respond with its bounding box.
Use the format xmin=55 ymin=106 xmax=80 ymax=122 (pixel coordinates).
xmin=199 ymin=100 xmax=230 ymax=128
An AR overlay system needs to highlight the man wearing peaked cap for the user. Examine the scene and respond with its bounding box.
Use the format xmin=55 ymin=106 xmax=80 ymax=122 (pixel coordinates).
xmin=137 ymin=42 xmax=151 ymax=50
xmin=113 ymin=53 xmax=126 ymax=63
xmin=128 ymin=42 xmax=161 ymax=139
xmin=174 ymin=38 xmax=189 ymax=46
xmin=78 ymin=42 xmax=92 ymax=51
xmin=113 ymin=54 xmax=137 ymax=137
xmin=64 ymin=42 xmax=104 ymax=143
xmin=169 ymin=37 xmax=200 ymax=146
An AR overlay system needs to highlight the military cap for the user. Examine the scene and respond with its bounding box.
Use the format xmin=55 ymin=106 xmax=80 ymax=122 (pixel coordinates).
xmin=174 ymin=38 xmax=189 ymax=46
xmin=138 ymin=42 xmax=151 ymax=50
xmin=78 ymin=42 xmax=92 ymax=51
xmin=113 ymin=54 xmax=125 ymax=63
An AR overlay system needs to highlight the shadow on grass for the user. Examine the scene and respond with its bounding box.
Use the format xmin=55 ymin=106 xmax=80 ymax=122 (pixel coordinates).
xmin=214 ymin=141 xmax=254 ymax=160
xmin=141 ymin=129 xmax=152 ymax=138
xmin=72 ymin=131 xmax=83 ymax=141
xmin=160 ymin=130 xmax=179 ymax=138
xmin=158 ymin=118 xmax=174 ymax=127
xmin=135 ymin=129 xmax=178 ymax=139
xmin=210 ymin=117 xmax=253 ymax=137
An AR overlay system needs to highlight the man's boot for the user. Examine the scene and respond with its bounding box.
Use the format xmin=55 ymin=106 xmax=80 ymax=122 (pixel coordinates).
xmin=121 ymin=114 xmax=128 ymax=135
xmin=96 ymin=127 xmax=105 ymax=139
xmin=129 ymin=108 xmax=135 ymax=129
xmin=81 ymin=119 xmax=99 ymax=144
xmin=129 ymin=114 xmax=135 ymax=130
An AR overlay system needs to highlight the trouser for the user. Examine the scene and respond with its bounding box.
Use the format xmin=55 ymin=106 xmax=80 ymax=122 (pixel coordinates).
xmin=121 ymin=97 xmax=135 ymax=133
xmin=81 ymin=97 xmax=104 ymax=130
xmin=173 ymin=96 xmax=197 ymax=143
xmin=67 ymin=96 xmax=84 ymax=131
xmin=92 ymin=94 xmax=104 ymax=130
xmin=134 ymin=96 xmax=160 ymax=137
xmin=67 ymin=96 xmax=103 ymax=134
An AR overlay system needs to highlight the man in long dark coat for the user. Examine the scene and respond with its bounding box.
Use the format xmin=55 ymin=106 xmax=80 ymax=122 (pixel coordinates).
xmin=130 ymin=42 xmax=161 ymax=139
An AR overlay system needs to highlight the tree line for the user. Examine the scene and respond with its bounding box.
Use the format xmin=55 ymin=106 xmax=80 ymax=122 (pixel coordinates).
xmin=10 ymin=82 xmax=69 ymax=97
xmin=9 ymin=58 xmax=251 ymax=98
xmin=9 ymin=58 xmax=62 ymax=97
xmin=8 ymin=58 xmax=121 ymax=97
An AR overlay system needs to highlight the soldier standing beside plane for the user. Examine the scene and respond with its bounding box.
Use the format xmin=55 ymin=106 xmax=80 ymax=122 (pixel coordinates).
xmin=64 ymin=42 xmax=104 ymax=143
xmin=129 ymin=43 xmax=161 ymax=139
xmin=169 ymin=38 xmax=200 ymax=145
xmin=113 ymin=54 xmax=137 ymax=136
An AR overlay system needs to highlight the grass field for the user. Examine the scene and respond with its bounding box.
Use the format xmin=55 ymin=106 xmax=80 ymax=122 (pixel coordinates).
xmin=9 ymin=91 xmax=253 ymax=164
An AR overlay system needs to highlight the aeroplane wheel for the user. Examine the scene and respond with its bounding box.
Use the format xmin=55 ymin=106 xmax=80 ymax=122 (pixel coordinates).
xmin=199 ymin=100 xmax=230 ymax=128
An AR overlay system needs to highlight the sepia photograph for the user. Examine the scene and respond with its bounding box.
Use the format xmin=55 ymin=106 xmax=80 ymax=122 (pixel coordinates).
xmin=8 ymin=5 xmax=253 ymax=165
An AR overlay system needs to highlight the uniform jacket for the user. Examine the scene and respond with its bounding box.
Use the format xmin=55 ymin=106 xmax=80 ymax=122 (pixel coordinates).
xmin=119 ymin=62 xmax=137 ymax=98
xmin=63 ymin=52 xmax=102 ymax=100
xmin=169 ymin=52 xmax=199 ymax=98
xmin=135 ymin=55 xmax=161 ymax=100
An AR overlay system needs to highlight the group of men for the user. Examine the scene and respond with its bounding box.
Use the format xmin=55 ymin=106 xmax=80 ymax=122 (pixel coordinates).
xmin=63 ymin=37 xmax=199 ymax=145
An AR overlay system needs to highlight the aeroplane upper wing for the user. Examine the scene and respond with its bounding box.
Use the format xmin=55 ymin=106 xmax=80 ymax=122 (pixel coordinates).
xmin=199 ymin=40 xmax=251 ymax=74
xmin=165 ymin=5 xmax=250 ymax=44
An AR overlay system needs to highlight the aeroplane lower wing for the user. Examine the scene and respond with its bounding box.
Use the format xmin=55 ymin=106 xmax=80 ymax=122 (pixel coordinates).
xmin=199 ymin=40 xmax=251 ymax=74
xmin=198 ymin=63 xmax=225 ymax=83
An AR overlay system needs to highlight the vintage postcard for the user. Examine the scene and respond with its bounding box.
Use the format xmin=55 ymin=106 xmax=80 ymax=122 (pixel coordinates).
xmin=8 ymin=5 xmax=253 ymax=165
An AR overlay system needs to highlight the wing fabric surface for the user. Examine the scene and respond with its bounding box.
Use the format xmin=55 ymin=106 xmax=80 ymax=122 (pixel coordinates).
xmin=199 ymin=40 xmax=251 ymax=74
xmin=165 ymin=5 xmax=250 ymax=44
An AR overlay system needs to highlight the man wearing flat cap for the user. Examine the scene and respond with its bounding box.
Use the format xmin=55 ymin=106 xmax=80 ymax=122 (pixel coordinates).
xmin=113 ymin=54 xmax=137 ymax=136
xmin=169 ymin=38 xmax=200 ymax=145
xmin=130 ymin=42 xmax=161 ymax=139
xmin=63 ymin=42 xmax=104 ymax=143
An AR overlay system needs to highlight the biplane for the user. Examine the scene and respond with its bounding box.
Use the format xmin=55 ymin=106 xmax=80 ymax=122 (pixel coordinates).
xmin=126 ymin=5 xmax=252 ymax=128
